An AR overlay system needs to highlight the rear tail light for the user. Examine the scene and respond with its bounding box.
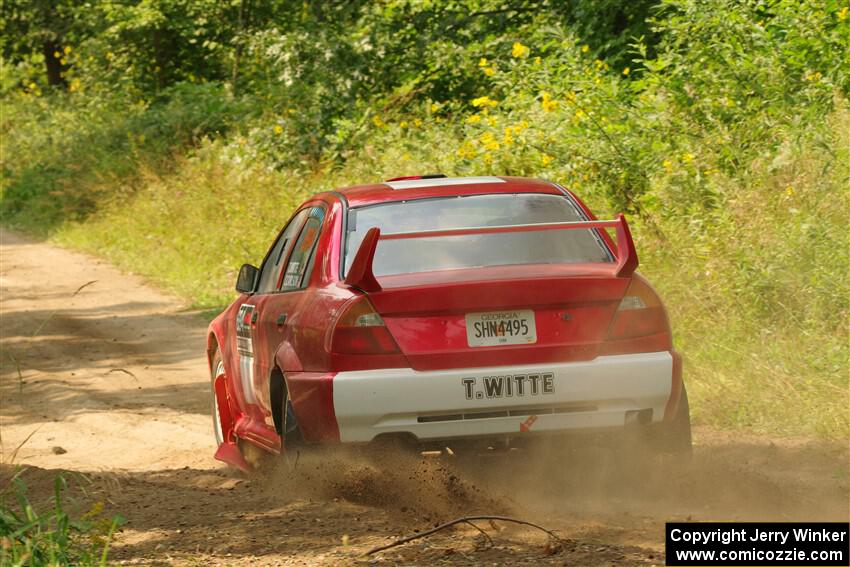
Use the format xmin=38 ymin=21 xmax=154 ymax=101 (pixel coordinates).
xmin=330 ymin=296 xmax=401 ymax=355
xmin=607 ymin=276 xmax=669 ymax=340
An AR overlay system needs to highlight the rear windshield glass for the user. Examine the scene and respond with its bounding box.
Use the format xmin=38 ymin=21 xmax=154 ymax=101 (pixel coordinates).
xmin=344 ymin=193 xmax=613 ymax=277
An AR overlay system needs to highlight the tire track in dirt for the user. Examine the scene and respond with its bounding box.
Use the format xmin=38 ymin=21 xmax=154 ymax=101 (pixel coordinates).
xmin=1 ymin=228 xmax=847 ymax=565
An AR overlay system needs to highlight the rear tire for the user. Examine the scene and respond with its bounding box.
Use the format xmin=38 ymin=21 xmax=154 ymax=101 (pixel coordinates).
xmin=651 ymin=385 xmax=693 ymax=461
xmin=277 ymin=374 xmax=304 ymax=458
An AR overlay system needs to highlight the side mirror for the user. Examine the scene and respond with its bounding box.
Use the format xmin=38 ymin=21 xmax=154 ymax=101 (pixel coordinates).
xmin=236 ymin=264 xmax=259 ymax=294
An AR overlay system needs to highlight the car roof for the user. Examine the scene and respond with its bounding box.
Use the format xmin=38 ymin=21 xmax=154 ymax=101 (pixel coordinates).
xmin=330 ymin=176 xmax=564 ymax=207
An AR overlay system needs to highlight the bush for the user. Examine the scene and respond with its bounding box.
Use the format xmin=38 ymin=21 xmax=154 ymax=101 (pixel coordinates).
xmin=0 ymin=83 xmax=247 ymax=233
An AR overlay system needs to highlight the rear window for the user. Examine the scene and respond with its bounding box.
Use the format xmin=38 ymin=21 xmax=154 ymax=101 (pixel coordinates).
xmin=344 ymin=193 xmax=613 ymax=277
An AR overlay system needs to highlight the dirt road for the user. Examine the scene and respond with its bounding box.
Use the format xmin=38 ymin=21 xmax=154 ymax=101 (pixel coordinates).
xmin=1 ymin=228 xmax=848 ymax=565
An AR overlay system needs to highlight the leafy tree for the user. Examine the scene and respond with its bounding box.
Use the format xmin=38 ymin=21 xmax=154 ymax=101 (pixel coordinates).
xmin=0 ymin=0 xmax=86 ymax=88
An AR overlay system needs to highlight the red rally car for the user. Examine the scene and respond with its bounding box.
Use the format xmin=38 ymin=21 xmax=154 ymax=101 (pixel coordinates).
xmin=206 ymin=175 xmax=691 ymax=470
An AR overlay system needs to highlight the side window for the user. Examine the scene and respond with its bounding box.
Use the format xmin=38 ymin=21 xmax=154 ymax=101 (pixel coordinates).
xmin=280 ymin=207 xmax=326 ymax=291
xmin=256 ymin=209 xmax=310 ymax=294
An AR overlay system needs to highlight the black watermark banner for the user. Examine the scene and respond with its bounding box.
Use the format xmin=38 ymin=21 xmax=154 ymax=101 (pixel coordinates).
xmin=666 ymin=522 xmax=849 ymax=566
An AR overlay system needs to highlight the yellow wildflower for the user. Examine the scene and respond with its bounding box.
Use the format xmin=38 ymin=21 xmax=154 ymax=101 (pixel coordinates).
xmin=534 ymin=56 xmax=542 ymax=66
xmin=487 ymin=116 xmax=498 ymax=126
xmin=682 ymin=152 xmax=694 ymax=163
xmin=786 ymin=186 xmax=795 ymax=197
xmin=399 ymin=120 xmax=408 ymax=128
xmin=273 ymin=124 xmax=284 ymax=135
xmin=565 ymin=91 xmax=576 ymax=102
xmin=574 ymin=108 xmax=586 ymax=121
xmin=106 ymin=52 xmax=114 ymax=60
xmin=484 ymin=66 xmax=495 ymax=77
xmin=27 ymin=82 xmax=36 ymax=90
xmin=581 ymin=44 xmax=590 ymax=53
xmin=512 ymin=42 xmax=530 ymax=58
xmin=457 ymin=141 xmax=477 ymax=159
xmin=472 ymin=96 xmax=498 ymax=108
xmin=466 ymin=114 xmax=482 ymax=124
xmin=60 ymin=58 xmax=67 ymax=65
xmin=64 ymin=46 xmax=72 ymax=55
xmin=622 ymin=67 xmax=630 ymax=76
xmin=541 ymin=154 xmax=554 ymax=166
xmin=430 ymin=102 xmax=440 ymax=113
xmin=662 ymin=159 xmax=673 ymax=172
xmin=479 ymin=57 xmax=488 ymax=67
xmin=839 ymin=6 xmax=848 ymax=20
xmin=503 ymin=128 xmax=514 ymax=146
xmin=372 ymin=115 xmax=385 ymax=128
xmin=413 ymin=118 xmax=423 ymax=127
xmin=540 ymin=91 xmax=559 ymax=112
xmin=510 ymin=121 xmax=529 ymax=135
xmin=480 ymin=132 xmax=500 ymax=151
xmin=54 ymin=51 xmax=61 ymax=59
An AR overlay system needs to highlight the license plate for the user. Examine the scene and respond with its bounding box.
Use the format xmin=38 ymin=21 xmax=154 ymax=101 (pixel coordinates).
xmin=465 ymin=310 xmax=537 ymax=347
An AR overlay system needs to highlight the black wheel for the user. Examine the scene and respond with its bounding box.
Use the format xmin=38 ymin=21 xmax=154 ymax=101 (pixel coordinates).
xmin=651 ymin=384 xmax=693 ymax=461
xmin=282 ymin=390 xmax=303 ymax=449
xmin=273 ymin=372 xmax=303 ymax=455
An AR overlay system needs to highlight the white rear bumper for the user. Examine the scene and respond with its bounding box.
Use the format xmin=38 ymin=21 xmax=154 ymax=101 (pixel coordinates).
xmin=332 ymin=352 xmax=674 ymax=443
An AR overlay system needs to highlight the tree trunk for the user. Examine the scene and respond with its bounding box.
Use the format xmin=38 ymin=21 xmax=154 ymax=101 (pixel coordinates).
xmin=41 ymin=39 xmax=67 ymax=88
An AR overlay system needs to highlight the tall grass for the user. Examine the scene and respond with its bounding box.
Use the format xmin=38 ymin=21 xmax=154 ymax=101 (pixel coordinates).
xmin=0 ymin=473 xmax=123 ymax=566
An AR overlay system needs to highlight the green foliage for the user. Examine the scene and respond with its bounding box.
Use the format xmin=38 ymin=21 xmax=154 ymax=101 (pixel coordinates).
xmin=0 ymin=474 xmax=123 ymax=566
xmin=552 ymin=0 xmax=663 ymax=68
xmin=0 ymin=82 xmax=248 ymax=232
xmin=2 ymin=0 xmax=848 ymax=438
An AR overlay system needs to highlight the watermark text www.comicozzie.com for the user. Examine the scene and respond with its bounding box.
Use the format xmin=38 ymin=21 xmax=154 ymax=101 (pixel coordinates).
xmin=665 ymin=522 xmax=849 ymax=566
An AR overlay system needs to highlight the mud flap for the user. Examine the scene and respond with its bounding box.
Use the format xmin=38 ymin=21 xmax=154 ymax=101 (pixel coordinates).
xmin=214 ymin=442 xmax=252 ymax=472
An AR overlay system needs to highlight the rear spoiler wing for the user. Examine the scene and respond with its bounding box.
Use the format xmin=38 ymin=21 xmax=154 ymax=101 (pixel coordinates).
xmin=344 ymin=214 xmax=638 ymax=293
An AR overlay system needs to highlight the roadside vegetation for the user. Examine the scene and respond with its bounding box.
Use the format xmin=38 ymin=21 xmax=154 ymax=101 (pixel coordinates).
xmin=1 ymin=0 xmax=847 ymax=438
xmin=0 ymin=472 xmax=123 ymax=566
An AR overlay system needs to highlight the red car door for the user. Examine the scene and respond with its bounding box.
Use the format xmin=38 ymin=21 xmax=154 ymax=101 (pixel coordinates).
xmin=253 ymin=205 xmax=327 ymax=430
xmin=235 ymin=208 xmax=311 ymax=436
